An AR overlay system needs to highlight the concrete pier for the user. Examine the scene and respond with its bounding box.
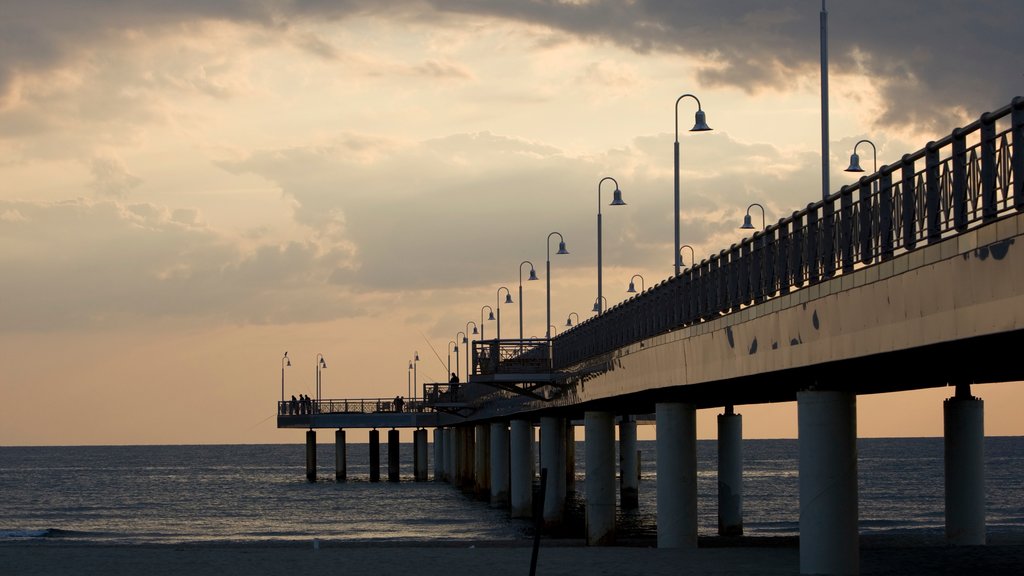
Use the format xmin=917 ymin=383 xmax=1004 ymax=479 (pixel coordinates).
xmin=565 ymin=421 xmax=576 ymax=493
xmin=334 ymin=429 xmax=347 ymax=482
xmin=305 ymin=429 xmax=317 ymax=483
xmin=540 ymin=416 xmax=567 ymax=526
xmin=369 ymin=429 xmax=380 ymax=482
xmin=433 ymin=428 xmax=444 ymax=481
xmin=619 ymin=416 xmax=639 ymax=509
xmin=443 ymin=428 xmax=453 ymax=482
xmin=944 ymin=384 xmax=986 ymax=545
xmin=414 ymin=428 xmax=428 ymax=482
xmin=718 ymin=406 xmax=743 ymax=536
xmin=388 ymin=429 xmax=400 ymax=482
xmin=460 ymin=426 xmax=476 ymax=491
xmin=798 ymin=390 xmax=858 ymax=576
xmin=490 ymin=422 xmax=510 ymax=508
xmin=585 ymin=411 xmax=616 ymax=545
xmin=510 ymin=419 xmax=533 ymax=518
xmin=475 ymin=424 xmax=490 ymax=499
xmin=656 ymin=402 xmax=697 ymax=548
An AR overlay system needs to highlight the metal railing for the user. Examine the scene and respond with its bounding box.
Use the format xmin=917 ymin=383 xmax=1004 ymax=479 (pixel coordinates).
xmin=548 ymin=97 xmax=1024 ymax=371
xmin=278 ymin=397 xmax=432 ymax=416
xmin=472 ymin=338 xmax=551 ymax=376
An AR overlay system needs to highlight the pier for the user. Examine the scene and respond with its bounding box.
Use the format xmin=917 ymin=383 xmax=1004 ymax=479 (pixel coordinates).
xmin=279 ymin=97 xmax=1024 ymax=574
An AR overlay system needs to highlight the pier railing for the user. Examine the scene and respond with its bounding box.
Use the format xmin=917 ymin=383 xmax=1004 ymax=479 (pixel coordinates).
xmin=472 ymin=338 xmax=551 ymax=376
xmin=278 ymin=397 xmax=434 ymax=416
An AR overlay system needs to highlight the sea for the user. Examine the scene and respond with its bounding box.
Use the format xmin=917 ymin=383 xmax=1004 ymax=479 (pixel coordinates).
xmin=1 ymin=438 xmax=1022 ymax=545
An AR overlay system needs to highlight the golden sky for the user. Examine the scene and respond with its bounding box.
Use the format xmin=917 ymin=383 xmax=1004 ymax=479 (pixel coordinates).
xmin=2 ymin=1 xmax=1022 ymax=445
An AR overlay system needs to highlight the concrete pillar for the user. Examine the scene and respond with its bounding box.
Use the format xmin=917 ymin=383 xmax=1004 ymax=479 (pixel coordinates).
xmin=369 ymin=429 xmax=380 ymax=482
xmin=460 ymin=426 xmax=476 ymax=491
xmin=718 ymin=406 xmax=743 ymax=536
xmin=444 ymin=428 xmax=454 ymax=483
xmin=388 ymin=429 xmax=401 ymax=482
xmin=433 ymin=428 xmax=444 ymax=482
xmin=619 ymin=416 xmax=639 ymax=509
xmin=585 ymin=411 xmax=616 ymax=545
xmin=490 ymin=422 xmax=510 ymax=508
xmin=656 ymin=402 xmax=697 ymax=548
xmin=540 ymin=416 xmax=567 ymax=526
xmin=305 ymin=429 xmax=317 ymax=483
xmin=335 ymin=429 xmax=347 ymax=482
xmin=565 ymin=421 xmax=576 ymax=493
xmin=798 ymin=390 xmax=858 ymax=576
xmin=510 ymin=419 xmax=533 ymax=518
xmin=475 ymin=424 xmax=491 ymax=499
xmin=415 ymin=429 xmax=429 ymax=482
xmin=944 ymin=384 xmax=986 ymax=545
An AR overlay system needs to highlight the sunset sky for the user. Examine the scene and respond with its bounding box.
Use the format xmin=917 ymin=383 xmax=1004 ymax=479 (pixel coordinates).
xmin=2 ymin=1 xmax=1023 ymax=446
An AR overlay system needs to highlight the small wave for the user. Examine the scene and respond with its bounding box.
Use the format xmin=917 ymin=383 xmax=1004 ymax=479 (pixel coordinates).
xmin=0 ymin=528 xmax=68 ymax=538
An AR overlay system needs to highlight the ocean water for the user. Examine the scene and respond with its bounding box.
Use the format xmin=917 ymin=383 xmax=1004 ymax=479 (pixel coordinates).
xmin=1 ymin=438 xmax=1022 ymax=544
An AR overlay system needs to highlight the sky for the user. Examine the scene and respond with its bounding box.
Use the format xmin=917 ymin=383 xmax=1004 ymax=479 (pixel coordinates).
xmin=2 ymin=1 xmax=1023 ymax=446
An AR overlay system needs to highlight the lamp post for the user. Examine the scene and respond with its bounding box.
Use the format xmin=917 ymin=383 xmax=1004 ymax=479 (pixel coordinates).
xmin=413 ymin=351 xmax=419 ymax=403
xmin=844 ymin=139 xmax=877 ymax=174
xmin=407 ymin=360 xmax=413 ymax=401
xmin=518 ymin=260 xmax=538 ymax=342
xmin=627 ymin=274 xmax=645 ymax=294
xmin=481 ymin=305 xmax=494 ymax=341
xmin=740 ymin=203 xmax=766 ymax=231
xmin=674 ymin=93 xmax=713 ymax=276
xmin=464 ymin=321 xmax=478 ymax=380
xmin=455 ymin=332 xmax=466 ymax=383
xmin=546 ymin=232 xmax=569 ymax=340
xmin=496 ymin=287 xmax=512 ymax=341
xmin=597 ymin=177 xmax=626 ymax=315
xmin=592 ymin=296 xmax=608 ymax=314
xmin=280 ymin=351 xmax=291 ymax=404
xmin=565 ymin=312 xmax=580 ymax=328
xmin=315 ymin=353 xmax=326 ymax=412
xmin=447 ymin=340 xmax=457 ymax=382
xmin=820 ymin=0 xmax=830 ymax=202
xmin=679 ymin=244 xmax=696 ymax=269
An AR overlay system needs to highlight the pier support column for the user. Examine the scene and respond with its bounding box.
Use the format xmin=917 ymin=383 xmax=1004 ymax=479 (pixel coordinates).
xmin=656 ymin=402 xmax=697 ymax=548
xmin=718 ymin=406 xmax=743 ymax=536
xmin=305 ymin=429 xmax=317 ymax=483
xmin=944 ymin=384 xmax=986 ymax=545
xmin=510 ymin=419 xmax=533 ymax=518
xmin=414 ymin=428 xmax=428 ymax=482
xmin=369 ymin=429 xmax=380 ymax=482
xmin=490 ymin=422 xmax=510 ymax=508
xmin=475 ymin=424 xmax=491 ymax=499
xmin=433 ymin=428 xmax=444 ymax=482
xmin=798 ymin=390 xmax=858 ymax=576
xmin=388 ymin=429 xmax=401 ymax=482
xmin=585 ymin=411 xmax=616 ymax=545
xmin=540 ymin=416 xmax=567 ymax=526
xmin=565 ymin=421 xmax=576 ymax=493
xmin=460 ymin=426 xmax=476 ymax=492
xmin=335 ymin=429 xmax=347 ymax=482
xmin=444 ymin=428 xmax=454 ymax=483
xmin=619 ymin=416 xmax=639 ymax=509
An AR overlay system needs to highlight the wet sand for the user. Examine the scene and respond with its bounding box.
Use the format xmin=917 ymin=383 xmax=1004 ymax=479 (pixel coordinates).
xmin=2 ymin=536 xmax=1023 ymax=576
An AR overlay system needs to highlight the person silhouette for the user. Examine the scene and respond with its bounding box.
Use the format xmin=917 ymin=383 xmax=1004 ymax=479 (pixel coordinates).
xmin=449 ymin=372 xmax=459 ymax=384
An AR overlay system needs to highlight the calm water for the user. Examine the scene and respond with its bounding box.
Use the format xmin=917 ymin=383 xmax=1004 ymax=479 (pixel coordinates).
xmin=1 ymin=438 xmax=1022 ymax=544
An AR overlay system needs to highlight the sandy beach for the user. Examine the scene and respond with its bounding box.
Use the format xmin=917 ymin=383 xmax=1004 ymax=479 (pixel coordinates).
xmin=3 ymin=537 xmax=1023 ymax=576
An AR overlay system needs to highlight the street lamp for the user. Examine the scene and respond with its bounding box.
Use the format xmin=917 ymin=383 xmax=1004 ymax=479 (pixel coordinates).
xmin=496 ymin=286 xmax=512 ymax=341
xmin=413 ymin=351 xmax=419 ymax=403
xmin=592 ymin=296 xmax=608 ymax=314
xmin=518 ymin=260 xmax=538 ymax=342
xmin=455 ymin=332 xmax=466 ymax=383
xmin=447 ymin=340 xmax=457 ymax=382
xmin=546 ymin=232 xmax=569 ymax=340
xmin=315 ymin=353 xmax=327 ymax=411
xmin=674 ymin=93 xmax=712 ymax=276
xmin=627 ymin=274 xmax=645 ymax=294
xmin=465 ymin=321 xmax=478 ymax=379
xmin=280 ymin=351 xmax=291 ymax=405
xmin=565 ymin=312 xmax=580 ymax=327
xmin=597 ymin=176 xmax=626 ymax=315
xmin=407 ymin=360 xmax=413 ymax=401
xmin=679 ymin=244 xmax=696 ymax=268
xmin=740 ymin=203 xmax=766 ymax=230
xmin=481 ymin=305 xmax=494 ymax=341
xmin=844 ymin=139 xmax=877 ymax=174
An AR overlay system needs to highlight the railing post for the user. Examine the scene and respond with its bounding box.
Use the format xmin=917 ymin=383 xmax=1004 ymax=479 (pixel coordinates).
xmin=822 ymin=198 xmax=836 ymax=278
xmin=790 ymin=211 xmax=804 ymax=289
xmin=751 ymin=233 xmax=764 ymax=303
xmin=1013 ymin=97 xmax=1024 ymax=212
xmin=778 ymin=219 xmax=790 ymax=295
xmin=902 ymin=154 xmax=917 ymax=251
xmin=840 ymin=184 xmax=854 ymax=274
xmin=981 ymin=114 xmax=998 ymax=222
xmin=807 ymin=204 xmax=820 ymax=284
xmin=879 ymin=168 xmax=894 ymax=260
xmin=738 ymin=239 xmax=751 ymax=305
xmin=726 ymin=245 xmax=738 ymax=310
xmin=859 ymin=177 xmax=874 ymax=264
xmin=925 ymin=141 xmax=942 ymax=242
xmin=952 ymin=128 xmax=969 ymax=231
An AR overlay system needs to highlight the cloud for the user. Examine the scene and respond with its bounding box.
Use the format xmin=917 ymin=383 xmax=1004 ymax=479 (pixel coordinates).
xmin=90 ymin=155 xmax=143 ymax=199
